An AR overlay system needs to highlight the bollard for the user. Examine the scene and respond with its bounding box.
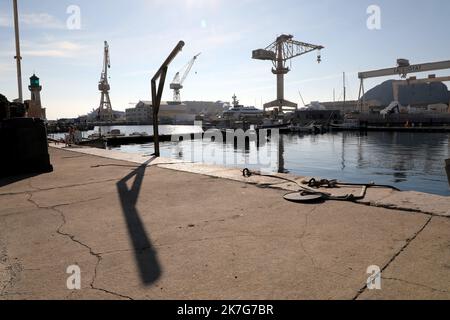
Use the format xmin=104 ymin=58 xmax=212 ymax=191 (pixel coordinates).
xmin=446 ymin=159 xmax=450 ymax=188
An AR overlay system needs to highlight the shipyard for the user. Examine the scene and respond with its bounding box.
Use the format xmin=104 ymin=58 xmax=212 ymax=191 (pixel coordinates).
xmin=0 ymin=0 xmax=450 ymax=309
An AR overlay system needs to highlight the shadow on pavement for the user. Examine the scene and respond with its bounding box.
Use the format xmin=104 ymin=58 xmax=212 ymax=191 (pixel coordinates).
xmin=0 ymin=173 xmax=40 ymax=188
xmin=116 ymin=157 xmax=161 ymax=285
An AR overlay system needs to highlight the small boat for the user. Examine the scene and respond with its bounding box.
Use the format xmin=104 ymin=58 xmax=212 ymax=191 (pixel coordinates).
xmin=257 ymin=119 xmax=287 ymax=130
xmin=105 ymin=129 xmax=125 ymax=138
xmin=87 ymin=133 xmax=101 ymax=139
xmin=129 ymin=132 xmax=149 ymax=137
xmin=288 ymin=122 xmax=324 ymax=134
xmin=330 ymin=118 xmax=361 ymax=130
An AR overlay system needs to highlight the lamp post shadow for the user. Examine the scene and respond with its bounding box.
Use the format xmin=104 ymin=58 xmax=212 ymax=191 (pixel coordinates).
xmin=116 ymin=157 xmax=161 ymax=285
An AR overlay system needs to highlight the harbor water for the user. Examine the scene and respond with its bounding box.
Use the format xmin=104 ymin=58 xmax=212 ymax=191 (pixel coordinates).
xmin=51 ymin=125 xmax=450 ymax=196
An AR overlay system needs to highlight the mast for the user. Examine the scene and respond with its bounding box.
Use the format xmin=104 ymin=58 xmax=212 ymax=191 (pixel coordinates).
xmin=13 ymin=0 xmax=23 ymax=103
xmin=343 ymin=72 xmax=346 ymax=108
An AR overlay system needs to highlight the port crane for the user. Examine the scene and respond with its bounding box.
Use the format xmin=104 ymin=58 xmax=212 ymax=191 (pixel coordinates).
xmin=170 ymin=53 xmax=201 ymax=103
xmin=97 ymin=41 xmax=113 ymax=121
xmin=252 ymin=34 xmax=323 ymax=113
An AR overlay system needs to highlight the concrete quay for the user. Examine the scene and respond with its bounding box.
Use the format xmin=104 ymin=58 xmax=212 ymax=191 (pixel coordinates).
xmin=0 ymin=146 xmax=449 ymax=300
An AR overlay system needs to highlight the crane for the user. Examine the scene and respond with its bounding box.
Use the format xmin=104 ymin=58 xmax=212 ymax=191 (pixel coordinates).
xmin=170 ymin=53 xmax=201 ymax=103
xmin=252 ymin=34 xmax=323 ymax=113
xmin=97 ymin=41 xmax=113 ymax=122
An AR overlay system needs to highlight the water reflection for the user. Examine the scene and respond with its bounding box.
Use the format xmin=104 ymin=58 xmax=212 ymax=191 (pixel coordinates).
xmin=278 ymin=134 xmax=286 ymax=174
xmin=110 ymin=130 xmax=450 ymax=196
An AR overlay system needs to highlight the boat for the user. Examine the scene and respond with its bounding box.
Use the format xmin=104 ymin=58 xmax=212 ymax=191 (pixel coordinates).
xmin=257 ymin=119 xmax=287 ymax=130
xmin=223 ymin=94 xmax=264 ymax=118
xmin=105 ymin=129 xmax=125 ymax=138
xmin=129 ymin=132 xmax=149 ymax=137
xmin=330 ymin=118 xmax=362 ymax=130
xmin=87 ymin=133 xmax=101 ymax=139
xmin=288 ymin=122 xmax=324 ymax=134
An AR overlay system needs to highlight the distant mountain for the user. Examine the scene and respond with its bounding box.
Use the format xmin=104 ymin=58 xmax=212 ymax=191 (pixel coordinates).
xmin=363 ymin=80 xmax=450 ymax=106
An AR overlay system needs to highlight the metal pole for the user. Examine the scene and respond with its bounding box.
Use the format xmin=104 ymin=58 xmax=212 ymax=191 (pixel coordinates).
xmin=357 ymin=79 xmax=362 ymax=112
xmin=446 ymin=159 xmax=450 ymax=188
xmin=362 ymin=80 xmax=366 ymax=112
xmin=151 ymin=41 xmax=185 ymax=157
xmin=343 ymin=72 xmax=346 ymax=109
xmin=152 ymin=66 xmax=167 ymax=157
xmin=13 ymin=0 xmax=23 ymax=103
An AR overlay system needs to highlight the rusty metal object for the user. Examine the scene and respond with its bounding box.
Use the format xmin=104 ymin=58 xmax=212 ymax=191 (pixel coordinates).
xmin=283 ymin=192 xmax=324 ymax=203
xmin=151 ymin=41 xmax=185 ymax=157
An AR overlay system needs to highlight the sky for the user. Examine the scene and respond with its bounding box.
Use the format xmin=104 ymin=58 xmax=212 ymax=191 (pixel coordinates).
xmin=1 ymin=0 xmax=450 ymax=120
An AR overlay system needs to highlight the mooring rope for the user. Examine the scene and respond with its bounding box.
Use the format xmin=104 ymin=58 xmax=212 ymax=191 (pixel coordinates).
xmin=242 ymin=168 xmax=399 ymax=203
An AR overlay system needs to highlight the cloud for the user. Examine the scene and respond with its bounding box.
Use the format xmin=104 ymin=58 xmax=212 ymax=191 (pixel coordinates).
xmin=0 ymin=13 xmax=65 ymax=29
xmin=121 ymin=69 xmax=153 ymax=77
xmin=23 ymin=41 xmax=84 ymax=57
xmin=287 ymin=72 xmax=359 ymax=86
xmin=0 ymin=63 xmax=14 ymax=73
xmin=148 ymin=0 xmax=223 ymax=10
xmin=0 ymin=15 xmax=10 ymax=27
xmin=21 ymin=49 xmax=67 ymax=58
xmin=0 ymin=40 xmax=89 ymax=58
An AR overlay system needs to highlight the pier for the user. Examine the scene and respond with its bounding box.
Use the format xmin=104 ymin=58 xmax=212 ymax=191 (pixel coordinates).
xmin=1 ymin=146 xmax=449 ymax=300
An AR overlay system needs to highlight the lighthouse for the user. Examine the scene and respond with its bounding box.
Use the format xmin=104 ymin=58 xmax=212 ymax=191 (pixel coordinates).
xmin=26 ymin=74 xmax=46 ymax=119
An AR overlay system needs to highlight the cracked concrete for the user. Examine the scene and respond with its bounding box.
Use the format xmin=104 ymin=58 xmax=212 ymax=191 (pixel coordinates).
xmin=0 ymin=147 xmax=449 ymax=300
xmin=353 ymin=216 xmax=434 ymax=300
xmin=358 ymin=216 xmax=450 ymax=299
xmin=22 ymin=178 xmax=133 ymax=300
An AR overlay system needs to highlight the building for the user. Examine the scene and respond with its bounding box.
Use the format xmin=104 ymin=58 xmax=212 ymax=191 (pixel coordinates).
xmin=319 ymin=80 xmax=450 ymax=114
xmin=125 ymin=102 xmax=152 ymax=122
xmin=320 ymin=101 xmax=359 ymax=114
xmin=290 ymin=109 xmax=341 ymax=124
xmin=361 ymin=79 xmax=450 ymax=113
xmin=85 ymin=108 xmax=125 ymax=122
xmin=184 ymin=101 xmax=226 ymax=117
xmin=125 ymin=101 xmax=196 ymax=123
xmin=25 ymin=74 xmax=46 ymax=120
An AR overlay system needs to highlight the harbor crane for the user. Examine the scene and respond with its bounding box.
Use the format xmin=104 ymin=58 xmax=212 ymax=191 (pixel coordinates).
xmin=97 ymin=41 xmax=113 ymax=121
xmin=170 ymin=53 xmax=201 ymax=103
xmin=252 ymin=34 xmax=323 ymax=113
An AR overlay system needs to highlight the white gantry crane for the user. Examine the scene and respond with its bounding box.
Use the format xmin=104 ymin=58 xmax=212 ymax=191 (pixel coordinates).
xmin=97 ymin=41 xmax=113 ymax=121
xmin=170 ymin=53 xmax=201 ymax=103
xmin=253 ymin=34 xmax=323 ymax=113
xmin=357 ymin=59 xmax=450 ymax=112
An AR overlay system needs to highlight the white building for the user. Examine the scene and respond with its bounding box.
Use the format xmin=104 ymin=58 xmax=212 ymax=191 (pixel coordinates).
xmin=125 ymin=101 xmax=195 ymax=123
xmin=125 ymin=103 xmax=152 ymax=122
